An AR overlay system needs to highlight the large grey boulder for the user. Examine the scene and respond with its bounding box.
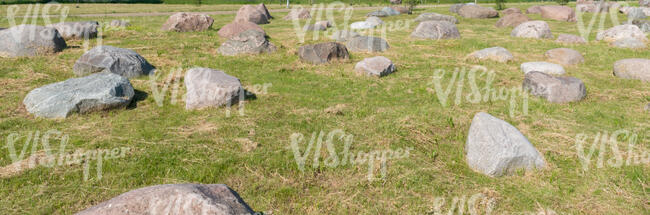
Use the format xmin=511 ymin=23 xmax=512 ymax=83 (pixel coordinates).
xmin=466 ymin=112 xmax=546 ymax=177
xmin=495 ymin=13 xmax=530 ymax=28
xmin=521 ymin=62 xmax=566 ymax=75
xmin=410 ymin=21 xmax=461 ymax=39
xmin=185 ymin=68 xmax=243 ymax=110
xmin=458 ymin=5 xmax=499 ymax=18
xmin=47 ymin=21 xmax=99 ymax=39
xmin=555 ymin=33 xmax=587 ymax=44
xmin=0 ymin=25 xmax=66 ymax=57
xmin=544 ymin=48 xmax=584 ymax=66
xmin=75 ymin=184 xmax=254 ymax=215
xmin=596 ymin=24 xmax=647 ymax=42
xmin=466 ymin=47 xmax=514 ymax=63
xmin=218 ymin=30 xmax=276 ymax=56
xmin=523 ymin=71 xmax=586 ymax=103
xmin=354 ymin=56 xmax=396 ymax=77
xmin=511 ymin=21 xmax=553 ymax=39
xmin=161 ymin=13 xmax=214 ymax=32
xmin=414 ymin=13 xmax=459 ymax=24
xmin=297 ymin=42 xmax=349 ymax=64
xmin=330 ymin=30 xmax=360 ymax=42
xmin=23 ymin=72 xmax=134 ymax=118
xmin=346 ymin=36 xmax=389 ymax=52
xmin=235 ymin=5 xmax=269 ymax=24
xmin=612 ymin=37 xmax=647 ymax=49
xmin=613 ymin=58 xmax=650 ymax=81
xmin=73 ymin=45 xmax=155 ymax=78
xmin=217 ymin=21 xmax=265 ymax=39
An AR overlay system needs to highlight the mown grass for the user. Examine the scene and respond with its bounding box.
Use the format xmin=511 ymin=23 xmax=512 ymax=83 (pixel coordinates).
xmin=0 ymin=3 xmax=649 ymax=215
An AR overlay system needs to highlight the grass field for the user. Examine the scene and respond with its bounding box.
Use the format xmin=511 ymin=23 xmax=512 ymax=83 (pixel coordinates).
xmin=0 ymin=2 xmax=649 ymax=214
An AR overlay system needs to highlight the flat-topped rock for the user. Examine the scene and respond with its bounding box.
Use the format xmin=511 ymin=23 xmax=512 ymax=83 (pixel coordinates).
xmin=330 ymin=30 xmax=360 ymax=42
xmin=354 ymin=56 xmax=396 ymax=77
xmin=521 ymin=62 xmax=566 ymax=75
xmin=466 ymin=112 xmax=546 ymax=177
xmin=414 ymin=13 xmax=459 ymax=24
xmin=511 ymin=21 xmax=553 ymax=39
xmin=218 ymin=30 xmax=276 ymax=56
xmin=466 ymin=47 xmax=514 ymax=63
xmin=185 ymin=68 xmax=243 ymax=110
xmin=235 ymin=5 xmax=269 ymax=24
xmin=544 ymin=48 xmax=584 ymax=66
xmin=458 ymin=5 xmax=499 ymax=18
xmin=47 ymin=21 xmax=99 ymax=39
xmin=496 ymin=13 xmax=530 ymax=28
xmin=539 ymin=6 xmax=576 ymax=22
xmin=523 ymin=71 xmax=586 ymax=103
xmin=555 ymin=34 xmax=587 ymax=44
xmin=23 ymin=72 xmax=134 ymax=118
xmin=411 ymin=21 xmax=461 ymax=39
xmin=75 ymin=184 xmax=254 ymax=215
xmin=365 ymin=16 xmax=384 ymax=26
xmin=218 ymin=21 xmax=264 ymax=38
xmin=351 ymin=17 xmax=383 ymax=30
xmin=298 ymin=42 xmax=349 ymax=64
xmin=73 ymin=45 xmax=155 ymax=78
xmin=346 ymin=36 xmax=389 ymax=52
xmin=284 ymin=8 xmax=311 ymax=20
xmin=161 ymin=13 xmax=213 ymax=32
xmin=0 ymin=25 xmax=66 ymax=57
xmin=613 ymin=58 xmax=650 ymax=81
xmin=596 ymin=24 xmax=647 ymax=42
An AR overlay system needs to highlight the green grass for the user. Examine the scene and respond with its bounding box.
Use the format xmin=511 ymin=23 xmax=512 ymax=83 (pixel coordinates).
xmin=0 ymin=3 xmax=649 ymax=215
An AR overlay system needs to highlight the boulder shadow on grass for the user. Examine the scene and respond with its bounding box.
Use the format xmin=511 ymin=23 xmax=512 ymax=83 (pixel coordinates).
xmin=127 ymin=89 xmax=148 ymax=109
